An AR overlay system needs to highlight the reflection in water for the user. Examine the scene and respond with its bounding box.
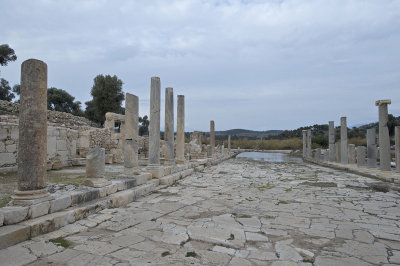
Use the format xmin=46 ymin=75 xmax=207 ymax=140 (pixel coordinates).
xmin=236 ymin=152 xmax=303 ymax=163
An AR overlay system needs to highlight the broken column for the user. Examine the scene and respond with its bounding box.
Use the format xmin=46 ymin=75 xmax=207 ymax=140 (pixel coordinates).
xmin=124 ymin=93 xmax=140 ymax=175
xmin=367 ymin=128 xmax=377 ymax=168
xmin=307 ymin=129 xmax=312 ymax=158
xmin=164 ymin=87 xmax=175 ymax=165
xmin=396 ymin=126 xmax=400 ymax=173
xmin=340 ymin=117 xmax=348 ymax=164
xmin=335 ymin=141 xmax=341 ymax=162
xmin=210 ymin=120 xmax=215 ymax=157
xmin=84 ymin=146 xmax=110 ymax=187
xmin=315 ymin=148 xmax=321 ymax=162
xmin=176 ymin=95 xmax=185 ymax=164
xmin=147 ymin=77 xmax=162 ymax=177
xmin=328 ymin=121 xmax=335 ymax=162
xmin=376 ymin=100 xmax=392 ymax=171
xmin=228 ymin=135 xmax=231 ymax=152
xmin=348 ymin=144 xmax=356 ymax=164
xmin=356 ymin=146 xmax=366 ymax=167
xmin=12 ymin=59 xmax=53 ymax=205
xmin=302 ymin=130 xmax=307 ymax=158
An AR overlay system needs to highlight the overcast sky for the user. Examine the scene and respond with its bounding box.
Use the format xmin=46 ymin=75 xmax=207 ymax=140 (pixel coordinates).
xmin=1 ymin=0 xmax=399 ymax=131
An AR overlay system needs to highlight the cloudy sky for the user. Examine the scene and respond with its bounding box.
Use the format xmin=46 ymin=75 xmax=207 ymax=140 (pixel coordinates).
xmin=1 ymin=0 xmax=399 ymax=131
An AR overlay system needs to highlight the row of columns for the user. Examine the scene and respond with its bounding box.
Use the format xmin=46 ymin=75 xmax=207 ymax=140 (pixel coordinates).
xmin=303 ymin=99 xmax=399 ymax=173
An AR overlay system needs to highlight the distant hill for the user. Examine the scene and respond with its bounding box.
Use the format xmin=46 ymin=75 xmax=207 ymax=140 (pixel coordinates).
xmin=209 ymin=129 xmax=283 ymax=138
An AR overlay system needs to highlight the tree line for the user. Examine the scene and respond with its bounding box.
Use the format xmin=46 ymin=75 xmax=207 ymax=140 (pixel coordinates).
xmin=0 ymin=44 xmax=149 ymax=135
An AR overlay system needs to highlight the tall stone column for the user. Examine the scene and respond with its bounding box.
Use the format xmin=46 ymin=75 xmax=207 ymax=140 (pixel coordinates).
xmin=147 ymin=77 xmax=162 ymax=177
xmin=356 ymin=146 xmax=366 ymax=167
xmin=335 ymin=141 xmax=341 ymax=162
xmin=348 ymin=144 xmax=356 ymax=164
xmin=124 ymin=93 xmax=140 ymax=175
xmin=340 ymin=117 xmax=348 ymax=164
xmin=376 ymin=100 xmax=391 ymax=171
xmin=328 ymin=121 xmax=335 ymax=162
xmin=302 ymin=130 xmax=307 ymax=158
xmin=164 ymin=87 xmax=175 ymax=165
xmin=367 ymin=128 xmax=377 ymax=168
xmin=210 ymin=120 xmax=215 ymax=157
xmin=307 ymin=129 xmax=312 ymax=158
xmin=395 ymin=126 xmax=400 ymax=173
xmin=176 ymin=95 xmax=185 ymax=164
xmin=12 ymin=59 xmax=52 ymax=205
xmin=228 ymin=135 xmax=231 ymax=151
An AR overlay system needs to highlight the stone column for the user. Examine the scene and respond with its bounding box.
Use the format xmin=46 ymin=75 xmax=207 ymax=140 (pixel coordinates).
xmin=340 ymin=117 xmax=348 ymax=164
xmin=124 ymin=93 xmax=140 ymax=175
xmin=348 ymin=144 xmax=356 ymax=164
xmin=176 ymin=95 xmax=185 ymax=164
xmin=12 ymin=59 xmax=53 ymax=205
xmin=367 ymin=128 xmax=377 ymax=168
xmin=164 ymin=87 xmax=175 ymax=165
xmin=307 ymin=129 xmax=312 ymax=158
xmin=302 ymin=130 xmax=307 ymax=158
xmin=210 ymin=120 xmax=215 ymax=157
xmin=376 ymin=100 xmax=391 ymax=171
xmin=228 ymin=135 xmax=231 ymax=152
xmin=395 ymin=126 xmax=400 ymax=173
xmin=84 ymin=146 xmax=110 ymax=187
xmin=328 ymin=121 xmax=335 ymax=162
xmin=315 ymin=148 xmax=321 ymax=162
xmin=356 ymin=146 xmax=366 ymax=167
xmin=147 ymin=77 xmax=162 ymax=177
xmin=335 ymin=141 xmax=341 ymax=162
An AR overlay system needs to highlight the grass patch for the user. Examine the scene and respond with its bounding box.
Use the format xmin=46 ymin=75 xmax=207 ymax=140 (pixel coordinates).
xmin=151 ymin=218 xmax=157 ymax=221
xmin=278 ymin=200 xmax=289 ymax=204
xmin=258 ymin=183 xmax=275 ymax=191
xmin=227 ymin=234 xmax=235 ymax=240
xmin=238 ymin=214 xmax=251 ymax=218
xmin=0 ymin=195 xmax=11 ymax=208
xmin=161 ymin=251 xmax=170 ymax=257
xmin=285 ymin=187 xmax=292 ymax=192
xmin=186 ymin=251 xmax=197 ymax=257
xmin=49 ymin=175 xmax=85 ymax=184
xmin=50 ymin=237 xmax=71 ymax=248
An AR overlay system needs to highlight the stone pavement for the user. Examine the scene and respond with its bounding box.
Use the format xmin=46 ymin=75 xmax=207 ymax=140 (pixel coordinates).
xmin=1 ymin=158 xmax=399 ymax=265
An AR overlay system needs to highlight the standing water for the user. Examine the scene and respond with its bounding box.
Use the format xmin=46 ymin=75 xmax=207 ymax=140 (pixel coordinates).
xmin=236 ymin=152 xmax=303 ymax=163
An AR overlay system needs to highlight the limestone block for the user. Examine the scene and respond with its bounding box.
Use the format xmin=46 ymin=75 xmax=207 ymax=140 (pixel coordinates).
xmin=70 ymin=140 xmax=77 ymax=156
xmin=70 ymin=189 xmax=101 ymax=205
xmin=0 ymin=142 xmax=5 ymax=153
xmin=29 ymin=200 xmax=50 ymax=218
xmin=0 ymin=152 xmax=16 ymax=166
xmin=47 ymin=136 xmax=57 ymax=157
xmin=6 ymin=143 xmax=16 ymax=153
xmin=135 ymin=174 xmax=148 ymax=186
xmin=58 ymin=129 xmax=67 ymax=139
xmin=21 ymin=210 xmax=75 ymax=237
xmin=56 ymin=139 xmax=67 ymax=151
xmin=105 ymin=154 xmax=113 ymax=164
xmin=0 ymin=206 xmax=29 ymax=225
xmin=0 ymin=211 xmax=3 ymax=226
xmin=86 ymin=147 xmax=105 ymax=178
xmin=0 ymin=128 xmax=8 ymax=140
xmin=111 ymin=190 xmax=135 ymax=207
xmin=10 ymin=127 xmax=18 ymax=139
xmin=49 ymin=194 xmax=72 ymax=213
xmin=0 ymin=224 xmax=30 ymax=249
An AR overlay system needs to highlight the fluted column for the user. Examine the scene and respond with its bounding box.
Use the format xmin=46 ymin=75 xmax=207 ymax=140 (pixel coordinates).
xmin=176 ymin=95 xmax=185 ymax=164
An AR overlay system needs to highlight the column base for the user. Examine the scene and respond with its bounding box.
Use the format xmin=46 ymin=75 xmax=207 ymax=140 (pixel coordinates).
xmin=175 ymin=159 xmax=185 ymax=164
xmin=123 ymin=167 xmax=141 ymax=176
xmin=146 ymin=164 xmax=163 ymax=178
xmin=11 ymin=188 xmax=54 ymax=206
xmin=84 ymin=178 xmax=111 ymax=188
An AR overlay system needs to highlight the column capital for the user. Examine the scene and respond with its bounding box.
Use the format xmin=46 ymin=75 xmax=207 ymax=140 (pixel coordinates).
xmin=375 ymin=99 xmax=391 ymax=106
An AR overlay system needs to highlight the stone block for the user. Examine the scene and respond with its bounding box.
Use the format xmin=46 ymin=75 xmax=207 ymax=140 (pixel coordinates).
xmin=163 ymin=166 xmax=172 ymax=175
xmin=0 ymin=224 xmax=30 ymax=249
xmin=0 ymin=206 xmax=29 ymax=225
xmin=105 ymin=154 xmax=113 ymax=164
xmin=56 ymin=139 xmax=67 ymax=151
xmin=71 ymin=189 xmax=101 ymax=205
xmin=181 ymin=169 xmax=194 ymax=178
xmin=50 ymin=194 xmax=72 ymax=213
xmin=0 ymin=152 xmax=16 ymax=166
xmin=47 ymin=136 xmax=57 ymax=157
xmin=0 ymin=142 xmax=5 ymax=152
xmin=10 ymin=127 xmax=18 ymax=140
xmin=0 ymin=128 xmax=8 ymax=140
xmin=6 ymin=144 xmax=16 ymax=153
xmin=135 ymin=174 xmax=148 ymax=186
xmin=0 ymin=211 xmax=3 ymax=226
xmin=21 ymin=210 xmax=75 ymax=237
xmin=29 ymin=200 xmax=50 ymax=218
xmin=110 ymin=190 xmax=135 ymax=208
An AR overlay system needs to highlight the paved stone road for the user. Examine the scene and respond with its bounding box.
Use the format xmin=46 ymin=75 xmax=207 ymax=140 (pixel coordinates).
xmin=1 ymin=158 xmax=400 ymax=265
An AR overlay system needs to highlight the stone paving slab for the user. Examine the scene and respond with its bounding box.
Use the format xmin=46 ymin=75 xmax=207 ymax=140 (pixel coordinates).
xmin=0 ymin=158 xmax=399 ymax=265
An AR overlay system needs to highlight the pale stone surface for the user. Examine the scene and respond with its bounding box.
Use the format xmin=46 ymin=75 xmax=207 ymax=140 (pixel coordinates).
xmin=148 ymin=77 xmax=161 ymax=167
xmin=176 ymin=95 xmax=185 ymax=164
xmin=377 ymin=99 xmax=391 ymax=171
xmin=0 ymin=246 xmax=37 ymax=266
xmin=86 ymin=146 xmax=105 ymax=178
xmin=348 ymin=144 xmax=356 ymax=164
xmin=356 ymin=146 xmax=366 ymax=167
xmin=0 ymin=224 xmax=30 ymax=249
xmin=0 ymin=206 xmax=29 ymax=224
xmin=49 ymin=194 xmax=72 ymax=213
xmin=164 ymin=87 xmax=175 ymax=165
xmin=328 ymin=121 xmax=335 ymax=162
xmin=396 ymin=126 xmax=400 ymax=173
xmin=210 ymin=120 xmax=215 ymax=156
xmin=228 ymin=135 xmax=231 ymax=151
xmin=302 ymin=130 xmax=307 ymax=158
xmin=367 ymin=128 xmax=377 ymax=168
xmin=340 ymin=117 xmax=348 ymax=164
xmin=29 ymin=200 xmax=50 ymax=218
xmin=307 ymin=129 xmax=312 ymax=158
xmin=123 ymin=93 xmax=139 ymax=174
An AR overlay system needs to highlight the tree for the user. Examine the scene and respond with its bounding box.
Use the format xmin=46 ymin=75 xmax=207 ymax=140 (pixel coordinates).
xmin=47 ymin=87 xmax=84 ymax=116
xmin=0 ymin=44 xmax=17 ymax=66
xmin=85 ymin=74 xmax=124 ymax=125
xmin=139 ymin=115 xmax=149 ymax=136
xmin=0 ymin=78 xmax=15 ymax=101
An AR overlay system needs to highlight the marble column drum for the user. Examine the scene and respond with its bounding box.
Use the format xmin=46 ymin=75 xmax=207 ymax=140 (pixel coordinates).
xmin=164 ymin=87 xmax=175 ymax=165
xmin=147 ymin=77 xmax=162 ymax=177
xmin=12 ymin=59 xmax=53 ymax=205
xmin=210 ymin=120 xmax=215 ymax=156
xmin=328 ymin=121 xmax=336 ymax=162
xmin=176 ymin=95 xmax=185 ymax=164
xmin=124 ymin=93 xmax=140 ymax=175
xmin=340 ymin=117 xmax=348 ymax=164
xmin=84 ymin=146 xmax=110 ymax=187
xmin=376 ymin=100 xmax=391 ymax=171
xmin=367 ymin=128 xmax=377 ymax=168
xmin=302 ymin=130 xmax=307 ymax=158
